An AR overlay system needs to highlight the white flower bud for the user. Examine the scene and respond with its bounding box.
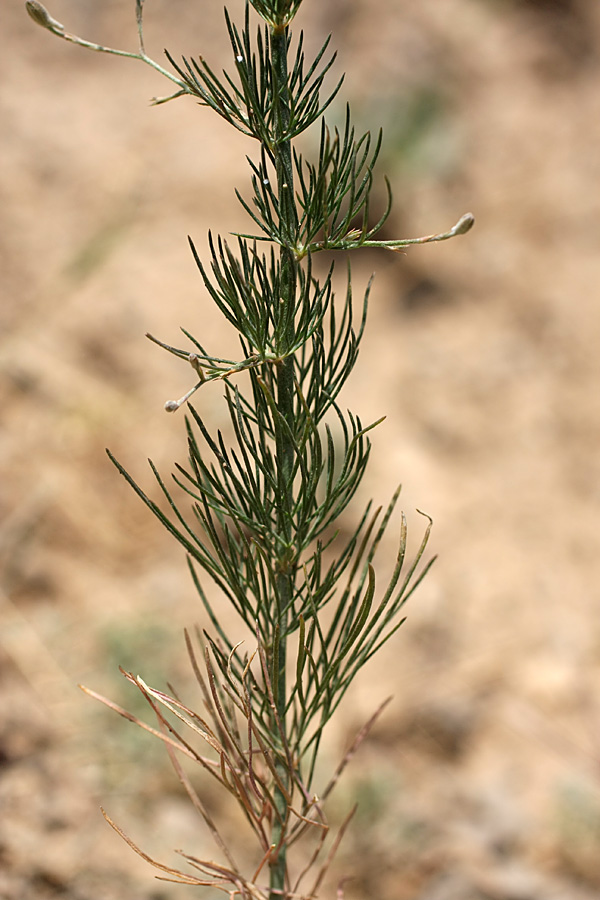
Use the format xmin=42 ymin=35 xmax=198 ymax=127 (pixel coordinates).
xmin=452 ymin=213 xmax=475 ymax=236
xmin=25 ymin=0 xmax=64 ymax=34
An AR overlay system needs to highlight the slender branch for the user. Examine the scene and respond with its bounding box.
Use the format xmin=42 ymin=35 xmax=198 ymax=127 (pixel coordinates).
xmin=26 ymin=0 xmax=188 ymax=91
xmin=355 ymin=211 xmax=475 ymax=249
xmin=301 ymin=211 xmax=475 ymax=258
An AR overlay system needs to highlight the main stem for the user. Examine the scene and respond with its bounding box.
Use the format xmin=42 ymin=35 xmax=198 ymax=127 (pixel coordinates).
xmin=270 ymin=22 xmax=298 ymax=900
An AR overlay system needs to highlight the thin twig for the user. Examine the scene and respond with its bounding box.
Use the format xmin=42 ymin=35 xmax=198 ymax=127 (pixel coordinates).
xmin=308 ymin=804 xmax=358 ymax=899
xmin=321 ymin=697 xmax=392 ymax=801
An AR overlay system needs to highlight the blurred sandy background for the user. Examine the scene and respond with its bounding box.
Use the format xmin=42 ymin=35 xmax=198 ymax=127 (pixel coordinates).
xmin=2 ymin=0 xmax=600 ymax=897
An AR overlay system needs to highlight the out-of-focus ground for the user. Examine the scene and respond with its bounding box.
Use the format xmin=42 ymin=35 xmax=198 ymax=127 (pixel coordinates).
xmin=2 ymin=0 xmax=600 ymax=897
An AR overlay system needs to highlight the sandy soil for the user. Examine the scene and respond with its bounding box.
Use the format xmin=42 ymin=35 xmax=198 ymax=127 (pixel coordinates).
xmin=2 ymin=0 xmax=600 ymax=898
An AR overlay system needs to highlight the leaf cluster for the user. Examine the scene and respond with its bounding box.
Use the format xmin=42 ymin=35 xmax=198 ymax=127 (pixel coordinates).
xmin=248 ymin=0 xmax=302 ymax=29
xmin=109 ymin=253 xmax=433 ymax=786
xmin=165 ymin=7 xmax=341 ymax=145
xmin=238 ymin=108 xmax=392 ymax=255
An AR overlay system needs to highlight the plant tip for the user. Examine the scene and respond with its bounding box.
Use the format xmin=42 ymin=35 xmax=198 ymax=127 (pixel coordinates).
xmin=453 ymin=212 xmax=475 ymax=235
xmin=25 ymin=0 xmax=64 ymax=33
xmin=188 ymin=354 xmax=205 ymax=381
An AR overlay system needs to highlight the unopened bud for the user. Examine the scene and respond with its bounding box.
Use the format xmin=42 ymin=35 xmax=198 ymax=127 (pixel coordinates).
xmin=25 ymin=0 xmax=64 ymax=33
xmin=452 ymin=212 xmax=475 ymax=236
xmin=188 ymin=354 xmax=205 ymax=381
xmin=164 ymin=379 xmax=203 ymax=412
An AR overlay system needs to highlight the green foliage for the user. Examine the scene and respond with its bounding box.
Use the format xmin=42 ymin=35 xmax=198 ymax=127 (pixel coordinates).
xmin=164 ymin=7 xmax=342 ymax=144
xmin=28 ymin=0 xmax=472 ymax=896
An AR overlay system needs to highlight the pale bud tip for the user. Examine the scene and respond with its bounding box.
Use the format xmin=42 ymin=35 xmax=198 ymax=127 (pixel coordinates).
xmin=164 ymin=400 xmax=180 ymax=413
xmin=25 ymin=0 xmax=64 ymax=33
xmin=453 ymin=212 xmax=475 ymax=235
xmin=188 ymin=354 xmax=206 ymax=381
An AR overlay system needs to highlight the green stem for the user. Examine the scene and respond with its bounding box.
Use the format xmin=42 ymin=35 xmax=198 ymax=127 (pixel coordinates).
xmin=270 ymin=23 xmax=298 ymax=900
